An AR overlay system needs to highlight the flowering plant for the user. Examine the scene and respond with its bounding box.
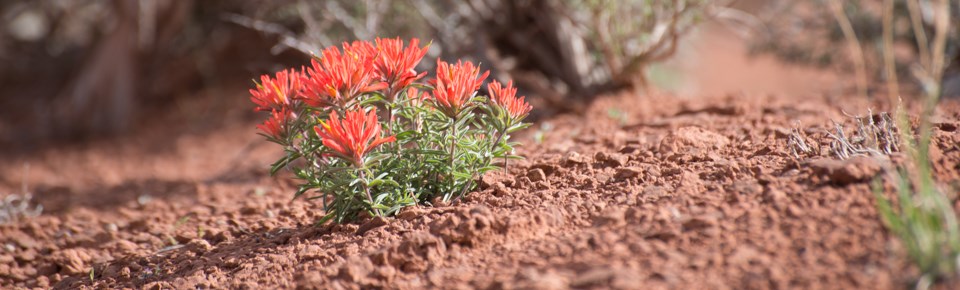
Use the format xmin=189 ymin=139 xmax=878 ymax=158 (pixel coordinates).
xmin=250 ymin=38 xmax=531 ymax=223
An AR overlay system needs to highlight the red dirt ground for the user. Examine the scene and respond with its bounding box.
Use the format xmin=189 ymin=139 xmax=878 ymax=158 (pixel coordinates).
xmin=2 ymin=27 xmax=960 ymax=289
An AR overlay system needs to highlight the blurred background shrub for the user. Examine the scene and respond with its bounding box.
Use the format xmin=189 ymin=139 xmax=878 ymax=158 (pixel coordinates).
xmin=0 ymin=0 xmax=718 ymax=144
xmin=746 ymin=0 xmax=960 ymax=98
xmin=12 ymin=0 xmax=956 ymax=145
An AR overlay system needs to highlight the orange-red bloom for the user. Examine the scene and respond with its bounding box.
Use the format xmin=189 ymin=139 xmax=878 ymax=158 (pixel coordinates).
xmin=314 ymin=108 xmax=396 ymax=167
xmin=257 ymin=109 xmax=291 ymax=141
xmin=487 ymin=80 xmax=532 ymax=120
xmin=302 ymin=41 xmax=386 ymax=108
xmin=429 ymin=60 xmax=489 ymax=119
xmin=374 ymin=38 xmax=429 ymax=101
xmin=250 ymin=69 xmax=305 ymax=112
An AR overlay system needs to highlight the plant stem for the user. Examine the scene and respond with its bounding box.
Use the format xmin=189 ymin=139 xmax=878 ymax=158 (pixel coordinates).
xmin=448 ymin=116 xmax=458 ymax=199
xmin=358 ymin=169 xmax=382 ymax=216
xmin=491 ymin=128 xmax=508 ymax=171
xmin=828 ymin=1 xmax=869 ymax=100
xmin=453 ymin=128 xmax=508 ymax=200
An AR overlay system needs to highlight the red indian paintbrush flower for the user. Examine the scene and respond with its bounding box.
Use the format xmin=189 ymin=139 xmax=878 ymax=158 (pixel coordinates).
xmin=429 ymin=59 xmax=489 ymax=119
xmin=314 ymin=108 xmax=396 ymax=167
xmin=257 ymin=109 xmax=291 ymax=142
xmin=302 ymin=41 xmax=386 ymax=108
xmin=487 ymin=80 xmax=532 ymax=120
xmin=250 ymin=68 xmax=305 ymax=112
xmin=374 ymin=37 xmax=430 ymax=101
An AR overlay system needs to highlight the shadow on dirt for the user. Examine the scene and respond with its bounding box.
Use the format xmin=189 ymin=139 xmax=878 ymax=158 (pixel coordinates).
xmin=34 ymin=179 xmax=201 ymax=215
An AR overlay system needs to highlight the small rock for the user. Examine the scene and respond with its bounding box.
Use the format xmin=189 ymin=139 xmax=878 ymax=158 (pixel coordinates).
xmin=240 ymin=206 xmax=259 ymax=215
xmin=564 ymin=151 xmax=588 ymax=165
xmin=595 ymin=152 xmax=629 ymax=167
xmin=658 ymin=126 xmax=730 ymax=153
xmin=619 ymin=145 xmax=643 ymax=154
xmin=104 ymin=223 xmax=119 ymax=233
xmin=113 ymin=240 xmax=139 ymax=254
xmin=682 ymin=215 xmax=718 ymax=230
xmin=397 ymin=207 xmax=425 ymax=220
xmin=642 ymin=164 xmax=661 ymax=178
xmin=808 ymin=156 xmax=883 ymax=185
xmin=187 ymin=239 xmax=213 ymax=254
xmin=8 ymin=232 xmax=38 ymax=249
xmin=614 ymin=167 xmax=644 ymax=180
xmin=53 ymin=248 xmax=90 ymax=275
xmin=144 ymin=282 xmax=171 ymax=290
xmin=208 ymin=230 xmax=231 ymax=244
xmin=15 ymin=249 xmax=36 ymax=262
xmin=527 ymin=168 xmax=547 ymax=182
xmin=572 ymin=268 xmax=616 ymax=287
xmin=358 ymin=216 xmax=389 ymax=235
xmin=530 ymin=163 xmax=560 ymax=176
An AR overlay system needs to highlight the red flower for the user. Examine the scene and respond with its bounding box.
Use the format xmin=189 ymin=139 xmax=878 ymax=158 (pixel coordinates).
xmin=374 ymin=38 xmax=430 ymax=101
xmin=429 ymin=60 xmax=489 ymax=119
xmin=257 ymin=109 xmax=291 ymax=142
xmin=302 ymin=41 xmax=386 ymax=108
xmin=487 ymin=80 xmax=532 ymax=120
xmin=314 ymin=108 xmax=396 ymax=167
xmin=250 ymin=69 xmax=305 ymax=112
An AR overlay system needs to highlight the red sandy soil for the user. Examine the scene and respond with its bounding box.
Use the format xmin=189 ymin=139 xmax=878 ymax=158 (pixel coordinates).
xmin=2 ymin=27 xmax=960 ymax=289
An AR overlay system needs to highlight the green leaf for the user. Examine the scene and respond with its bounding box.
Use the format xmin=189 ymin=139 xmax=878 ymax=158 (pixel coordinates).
xmin=507 ymin=122 xmax=532 ymax=133
xmin=395 ymin=130 xmax=418 ymax=140
xmin=270 ymin=151 xmax=302 ymax=175
xmin=451 ymin=171 xmax=473 ymax=179
xmin=316 ymin=213 xmax=336 ymax=226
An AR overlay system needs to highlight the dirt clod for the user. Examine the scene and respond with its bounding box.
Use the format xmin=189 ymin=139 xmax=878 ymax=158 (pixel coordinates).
xmin=595 ymin=152 xmax=630 ymax=167
xmin=187 ymin=239 xmax=212 ymax=254
xmin=658 ymin=126 xmax=730 ymax=153
xmin=808 ymin=156 xmax=884 ymax=185
xmin=358 ymin=216 xmax=389 ymax=235
xmin=527 ymin=168 xmax=548 ymax=182
xmin=614 ymin=167 xmax=643 ymax=180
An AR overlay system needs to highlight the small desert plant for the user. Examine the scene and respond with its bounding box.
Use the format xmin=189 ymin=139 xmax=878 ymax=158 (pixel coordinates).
xmin=875 ymin=0 xmax=960 ymax=287
xmin=825 ymin=110 xmax=900 ymax=160
xmin=876 ymin=165 xmax=960 ymax=287
xmin=251 ymin=38 xmax=531 ymax=223
xmin=0 ymin=193 xmax=43 ymax=224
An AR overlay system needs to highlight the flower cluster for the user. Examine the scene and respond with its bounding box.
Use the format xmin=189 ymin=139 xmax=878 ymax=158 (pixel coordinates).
xmin=314 ymin=108 xmax=396 ymax=167
xmin=250 ymin=38 xmax=532 ymax=223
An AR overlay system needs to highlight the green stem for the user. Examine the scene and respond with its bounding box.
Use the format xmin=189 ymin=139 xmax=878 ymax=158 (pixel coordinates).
xmin=359 ymin=169 xmax=382 ymax=217
xmin=448 ymin=116 xmax=459 ymax=200
xmin=454 ymin=128 xmax=508 ymax=200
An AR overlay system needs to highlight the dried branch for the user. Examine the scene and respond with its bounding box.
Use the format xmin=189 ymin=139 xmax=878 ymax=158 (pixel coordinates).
xmin=828 ymin=1 xmax=869 ymax=99
xmin=905 ymin=0 xmax=932 ymax=70
xmin=882 ymin=0 xmax=900 ymax=107
xmin=222 ymin=12 xmax=318 ymax=55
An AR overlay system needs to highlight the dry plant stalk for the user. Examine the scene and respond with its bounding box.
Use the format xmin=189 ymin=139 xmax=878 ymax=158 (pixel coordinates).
xmin=827 ymin=1 xmax=869 ymax=99
xmin=881 ymin=0 xmax=900 ymax=107
xmin=787 ymin=122 xmax=817 ymax=159
xmin=825 ymin=110 xmax=900 ymax=160
xmin=0 ymin=193 xmax=43 ymax=224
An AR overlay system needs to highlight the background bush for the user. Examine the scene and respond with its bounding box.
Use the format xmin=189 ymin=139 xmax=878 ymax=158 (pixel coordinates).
xmin=0 ymin=0 xmax=710 ymax=143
